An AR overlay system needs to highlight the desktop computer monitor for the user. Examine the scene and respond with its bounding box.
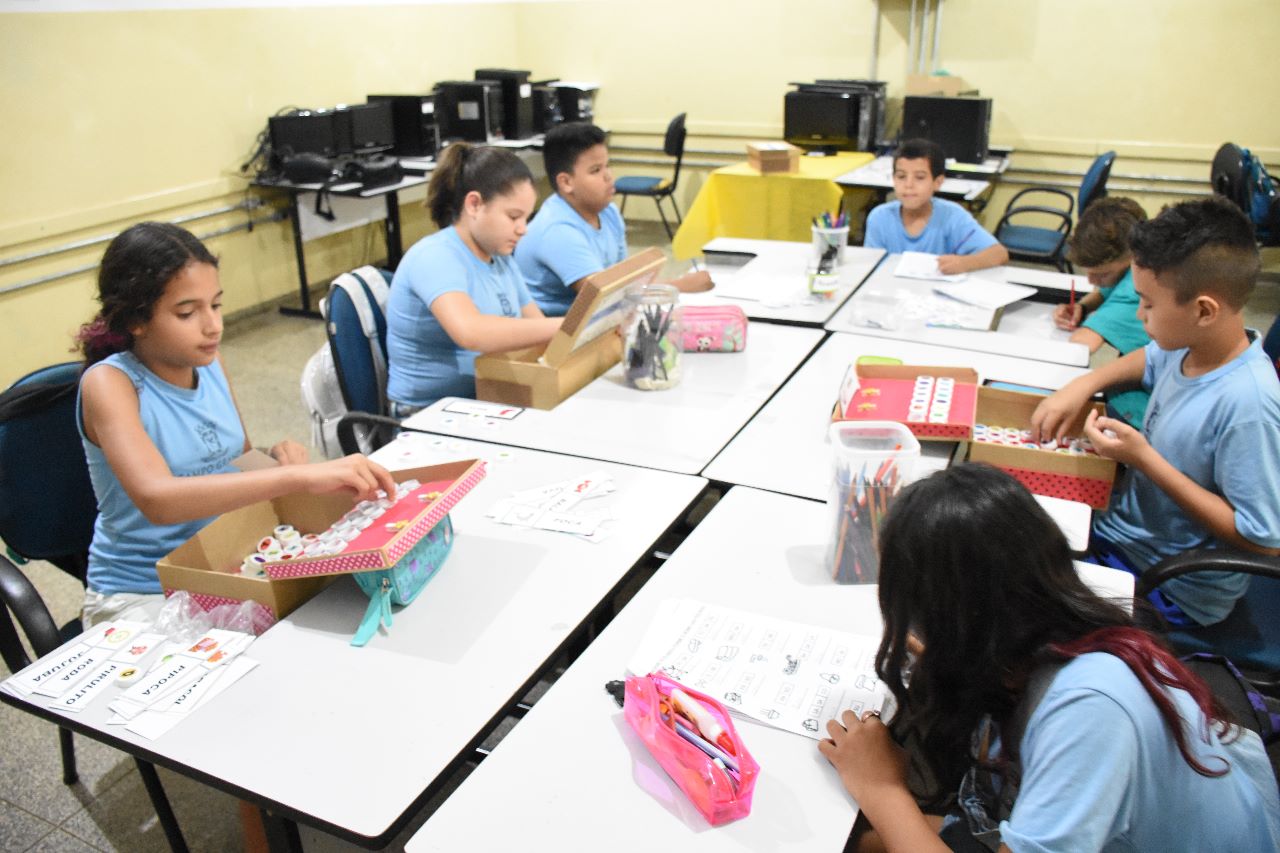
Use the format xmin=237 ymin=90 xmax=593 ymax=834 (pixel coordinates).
xmin=901 ymin=96 xmax=992 ymax=164
xmin=268 ymin=110 xmax=344 ymax=159
xmin=347 ymin=101 xmax=396 ymax=155
xmin=784 ymin=89 xmax=863 ymax=151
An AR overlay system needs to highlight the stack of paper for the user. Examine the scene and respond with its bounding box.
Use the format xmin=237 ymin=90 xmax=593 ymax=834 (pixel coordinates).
xmin=933 ymin=279 xmax=1036 ymax=310
xmin=3 ymin=621 xmax=258 ymax=741
xmin=486 ymin=470 xmax=617 ymax=543
xmin=629 ymin=599 xmax=893 ymax=740
xmin=894 ymin=251 xmax=967 ymax=283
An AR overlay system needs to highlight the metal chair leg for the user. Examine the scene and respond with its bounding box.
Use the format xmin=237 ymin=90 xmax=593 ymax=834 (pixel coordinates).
xmin=58 ymin=727 xmax=78 ymax=785
xmin=135 ymin=759 xmax=189 ymax=853
xmin=670 ymin=195 xmax=682 ymax=225
xmin=620 ymin=195 xmax=628 ymax=215
xmin=655 ymin=199 xmax=674 ymax=240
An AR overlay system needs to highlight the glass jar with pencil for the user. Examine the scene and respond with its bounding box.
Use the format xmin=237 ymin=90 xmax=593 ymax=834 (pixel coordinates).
xmin=623 ymin=283 xmax=683 ymax=391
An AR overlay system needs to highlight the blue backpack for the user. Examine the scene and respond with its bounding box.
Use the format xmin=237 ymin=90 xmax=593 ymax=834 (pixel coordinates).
xmin=1213 ymin=143 xmax=1280 ymax=245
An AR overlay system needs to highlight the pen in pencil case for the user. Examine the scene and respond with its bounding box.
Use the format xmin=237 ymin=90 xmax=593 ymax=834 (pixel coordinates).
xmin=670 ymin=686 xmax=738 ymax=756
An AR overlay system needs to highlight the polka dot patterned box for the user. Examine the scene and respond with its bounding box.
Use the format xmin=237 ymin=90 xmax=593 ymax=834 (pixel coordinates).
xmin=834 ymin=363 xmax=980 ymax=442
xmin=966 ymin=388 xmax=1116 ymax=510
xmin=156 ymin=460 xmax=485 ymax=630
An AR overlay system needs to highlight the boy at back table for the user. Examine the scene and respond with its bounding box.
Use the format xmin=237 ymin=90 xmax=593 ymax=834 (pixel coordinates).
xmin=1031 ymin=197 xmax=1280 ymax=627
xmin=864 ymin=138 xmax=1009 ymax=274
xmin=515 ymin=121 xmax=711 ymax=316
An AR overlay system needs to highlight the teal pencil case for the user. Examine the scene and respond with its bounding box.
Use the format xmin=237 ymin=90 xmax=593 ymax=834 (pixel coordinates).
xmin=350 ymin=515 xmax=454 ymax=647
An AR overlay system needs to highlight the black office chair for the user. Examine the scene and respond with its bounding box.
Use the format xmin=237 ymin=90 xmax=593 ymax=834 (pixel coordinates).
xmin=1136 ymin=549 xmax=1280 ymax=697
xmin=996 ymin=150 xmax=1116 ymax=272
xmin=615 ymin=112 xmax=687 ymax=240
xmin=0 ymin=362 xmax=190 ymax=853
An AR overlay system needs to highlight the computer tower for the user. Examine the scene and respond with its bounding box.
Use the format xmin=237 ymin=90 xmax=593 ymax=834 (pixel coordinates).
xmin=367 ymin=94 xmax=439 ymax=157
xmin=343 ymin=101 xmax=396 ymax=155
xmin=531 ymin=83 xmax=564 ymax=133
xmin=901 ymin=96 xmax=992 ymax=164
xmin=434 ymin=81 xmax=505 ymax=143
xmin=474 ymin=68 xmax=535 ymax=140
xmin=550 ymin=82 xmax=599 ymax=123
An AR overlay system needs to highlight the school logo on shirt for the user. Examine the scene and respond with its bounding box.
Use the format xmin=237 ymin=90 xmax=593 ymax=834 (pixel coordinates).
xmin=196 ymin=420 xmax=228 ymax=464
xmin=496 ymin=291 xmax=515 ymax=317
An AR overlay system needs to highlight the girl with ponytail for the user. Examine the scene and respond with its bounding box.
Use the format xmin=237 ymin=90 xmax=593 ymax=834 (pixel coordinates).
xmin=76 ymin=222 xmax=396 ymax=626
xmin=385 ymin=143 xmax=560 ymax=416
xmin=818 ymin=464 xmax=1280 ymax=853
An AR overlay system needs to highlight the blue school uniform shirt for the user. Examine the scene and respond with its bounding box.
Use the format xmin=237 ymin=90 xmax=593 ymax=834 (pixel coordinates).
xmin=1000 ymin=653 xmax=1280 ymax=853
xmin=515 ymin=193 xmax=626 ymax=316
xmin=79 ymin=351 xmax=245 ymax=595
xmin=386 ymin=226 xmax=534 ymax=407
xmin=863 ymin=198 xmax=998 ymax=256
xmin=1081 ymin=269 xmax=1151 ymax=425
xmin=1093 ymin=332 xmax=1280 ymax=624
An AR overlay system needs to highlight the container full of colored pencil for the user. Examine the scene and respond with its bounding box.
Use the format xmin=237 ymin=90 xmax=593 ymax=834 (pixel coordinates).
xmin=826 ymin=421 xmax=920 ymax=584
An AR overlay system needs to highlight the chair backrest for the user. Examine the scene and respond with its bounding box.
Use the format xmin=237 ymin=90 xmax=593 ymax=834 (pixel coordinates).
xmin=0 ymin=362 xmax=97 ymax=576
xmin=663 ymin=112 xmax=688 ymax=187
xmin=1078 ymin=150 xmax=1116 ymax=213
xmin=324 ymin=266 xmax=391 ymax=416
xmin=1212 ymin=142 xmax=1251 ymax=213
xmin=1264 ymin=313 xmax=1280 ymax=379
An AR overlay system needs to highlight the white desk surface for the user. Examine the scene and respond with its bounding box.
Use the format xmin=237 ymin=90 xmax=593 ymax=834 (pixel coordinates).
xmin=406 ymin=486 xmax=1131 ymax=853
xmin=703 ymin=331 xmax=1090 ymax=503
xmin=824 ymin=255 xmax=1092 ymax=367
xmin=1 ymin=437 xmax=705 ymax=846
xmin=401 ymin=322 xmax=825 ymax=475
xmin=834 ymin=156 xmax=990 ymax=201
xmin=686 ymin=238 xmax=886 ymax=326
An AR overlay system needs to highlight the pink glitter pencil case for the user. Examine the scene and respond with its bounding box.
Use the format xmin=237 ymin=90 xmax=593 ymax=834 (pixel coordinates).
xmin=624 ymin=672 xmax=760 ymax=825
xmin=681 ymin=305 xmax=747 ymax=352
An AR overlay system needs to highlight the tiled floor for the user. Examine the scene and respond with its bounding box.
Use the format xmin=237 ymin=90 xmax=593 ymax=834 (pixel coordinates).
xmin=3 ymin=218 xmax=1277 ymax=852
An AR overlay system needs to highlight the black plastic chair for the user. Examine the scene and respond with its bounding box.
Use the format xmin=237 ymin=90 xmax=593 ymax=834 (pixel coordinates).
xmin=0 ymin=361 xmax=190 ymax=852
xmin=996 ymin=150 xmax=1115 ymax=272
xmin=616 ymin=112 xmax=687 ymax=239
xmin=1136 ymin=549 xmax=1280 ymax=697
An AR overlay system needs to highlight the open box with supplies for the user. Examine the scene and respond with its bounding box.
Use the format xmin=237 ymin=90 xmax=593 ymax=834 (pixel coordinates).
xmin=475 ymin=248 xmax=666 ymax=410
xmin=833 ymin=362 xmax=980 ymax=441
xmin=156 ymin=460 xmax=486 ymax=631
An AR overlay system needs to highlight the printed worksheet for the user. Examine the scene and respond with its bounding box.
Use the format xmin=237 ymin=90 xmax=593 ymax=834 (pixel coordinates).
xmin=628 ymin=599 xmax=894 ymax=740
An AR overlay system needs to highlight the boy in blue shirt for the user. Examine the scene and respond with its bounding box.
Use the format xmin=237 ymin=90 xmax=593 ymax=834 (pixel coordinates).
xmin=516 ymin=122 xmax=710 ymax=316
xmin=1032 ymin=197 xmax=1280 ymax=626
xmin=864 ymin=138 xmax=1009 ymax=274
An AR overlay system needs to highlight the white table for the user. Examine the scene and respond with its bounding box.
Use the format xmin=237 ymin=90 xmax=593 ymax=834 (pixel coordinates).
xmin=0 ymin=437 xmax=706 ymax=848
xmin=405 ymin=486 xmax=1132 ymax=853
xmin=401 ymin=323 xmax=826 ymax=475
xmin=835 ymin=155 xmax=990 ymax=202
xmin=703 ymin=331 xmax=1090 ymax=503
xmin=686 ymin=238 xmax=885 ymax=326
xmin=825 ymin=255 xmax=1093 ymax=367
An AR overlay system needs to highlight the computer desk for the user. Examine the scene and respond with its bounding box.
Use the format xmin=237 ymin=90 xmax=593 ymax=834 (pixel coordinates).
xmin=683 ymin=238 xmax=886 ymax=327
xmin=403 ymin=486 xmax=1132 ymax=853
xmin=825 ymin=255 xmax=1094 ymax=367
xmin=670 ymin=153 xmax=876 ymax=260
xmin=835 ymin=155 xmax=991 ymax=205
xmin=0 ymin=437 xmax=706 ymax=851
xmin=401 ymin=323 xmax=825 ymax=476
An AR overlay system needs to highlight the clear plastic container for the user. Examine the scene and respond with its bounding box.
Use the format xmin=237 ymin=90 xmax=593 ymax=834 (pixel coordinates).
xmin=623 ymin=283 xmax=683 ymax=391
xmin=826 ymin=421 xmax=920 ymax=584
xmin=808 ymin=225 xmax=849 ymax=296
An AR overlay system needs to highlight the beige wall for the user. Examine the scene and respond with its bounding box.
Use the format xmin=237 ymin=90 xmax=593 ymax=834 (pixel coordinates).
xmin=3 ymin=0 xmax=1278 ymax=385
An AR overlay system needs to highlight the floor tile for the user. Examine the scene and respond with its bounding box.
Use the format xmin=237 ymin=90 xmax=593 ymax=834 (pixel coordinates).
xmin=0 ymin=799 xmax=57 ymax=852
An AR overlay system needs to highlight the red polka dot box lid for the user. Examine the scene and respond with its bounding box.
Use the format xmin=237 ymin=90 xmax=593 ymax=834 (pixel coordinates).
xmin=158 ymin=459 xmax=487 ymax=598
xmin=834 ymin=363 xmax=980 ymax=442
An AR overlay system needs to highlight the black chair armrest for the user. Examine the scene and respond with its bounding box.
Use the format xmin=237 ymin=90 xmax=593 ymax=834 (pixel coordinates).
xmin=0 ymin=555 xmax=64 ymax=666
xmin=1002 ymin=186 xmax=1076 ymax=214
xmin=336 ymin=411 xmax=431 ymax=456
xmin=997 ymin=205 xmax=1073 ymax=236
xmin=1135 ymin=548 xmax=1280 ymax=596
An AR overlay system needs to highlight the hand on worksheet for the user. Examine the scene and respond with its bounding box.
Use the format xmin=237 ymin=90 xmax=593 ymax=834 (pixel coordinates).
xmin=818 ymin=709 xmax=907 ymax=804
xmin=1053 ymin=302 xmax=1084 ymax=331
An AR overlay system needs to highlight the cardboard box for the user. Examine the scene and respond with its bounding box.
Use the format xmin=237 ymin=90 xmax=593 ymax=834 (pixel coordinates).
xmin=475 ymin=248 xmax=666 ymax=409
xmin=967 ymin=387 xmax=1116 ymax=509
xmin=834 ymin=363 xmax=980 ymax=442
xmin=156 ymin=461 xmax=486 ymax=630
xmin=905 ymin=74 xmax=978 ymax=97
xmin=746 ymin=141 xmax=801 ymax=174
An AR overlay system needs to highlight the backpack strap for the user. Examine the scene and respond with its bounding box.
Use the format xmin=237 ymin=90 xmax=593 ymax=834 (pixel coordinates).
xmin=329 ymin=268 xmax=390 ymax=415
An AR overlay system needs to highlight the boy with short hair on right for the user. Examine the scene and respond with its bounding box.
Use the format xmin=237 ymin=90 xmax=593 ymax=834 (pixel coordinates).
xmin=1031 ymin=197 xmax=1280 ymax=627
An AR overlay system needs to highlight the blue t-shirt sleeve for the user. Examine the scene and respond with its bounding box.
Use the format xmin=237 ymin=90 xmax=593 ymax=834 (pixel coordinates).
xmin=1217 ymin=420 xmax=1280 ymax=548
xmin=1000 ymin=688 xmax=1138 ymax=853
xmin=1141 ymin=340 xmax=1168 ymax=391
xmin=403 ymin=244 xmax=468 ymax=309
xmin=538 ymin=222 xmax=606 ymax=293
xmin=945 ymin=204 xmax=998 ymax=255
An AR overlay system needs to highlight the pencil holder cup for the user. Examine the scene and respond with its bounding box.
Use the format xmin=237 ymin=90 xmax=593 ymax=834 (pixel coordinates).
xmin=623 ymin=283 xmax=683 ymax=391
xmin=826 ymin=421 xmax=919 ymax=584
xmin=808 ymin=225 xmax=849 ymax=296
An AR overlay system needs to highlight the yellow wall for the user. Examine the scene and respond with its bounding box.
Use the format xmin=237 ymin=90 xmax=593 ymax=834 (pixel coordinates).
xmin=4 ymin=0 xmax=1278 ymax=385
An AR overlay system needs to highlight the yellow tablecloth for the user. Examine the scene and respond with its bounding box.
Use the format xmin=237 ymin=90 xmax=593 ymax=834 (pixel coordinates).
xmin=671 ymin=152 xmax=875 ymax=259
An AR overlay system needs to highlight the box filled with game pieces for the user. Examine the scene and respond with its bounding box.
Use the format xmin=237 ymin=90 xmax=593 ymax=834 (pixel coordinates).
xmin=157 ymin=460 xmax=486 ymax=627
xmin=834 ymin=363 xmax=980 ymax=441
xmin=966 ymin=387 xmax=1116 ymax=509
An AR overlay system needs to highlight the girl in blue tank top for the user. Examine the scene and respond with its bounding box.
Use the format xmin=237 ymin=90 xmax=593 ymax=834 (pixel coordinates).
xmin=76 ymin=223 xmax=397 ymax=625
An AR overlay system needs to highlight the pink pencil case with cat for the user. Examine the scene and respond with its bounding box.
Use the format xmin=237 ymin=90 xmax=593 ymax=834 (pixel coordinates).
xmin=681 ymin=305 xmax=747 ymax=352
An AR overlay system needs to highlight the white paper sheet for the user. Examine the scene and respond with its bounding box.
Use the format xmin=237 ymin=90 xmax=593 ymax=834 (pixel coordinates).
xmin=894 ymin=252 xmax=967 ymax=283
xmin=933 ymin=279 xmax=1036 ymax=310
